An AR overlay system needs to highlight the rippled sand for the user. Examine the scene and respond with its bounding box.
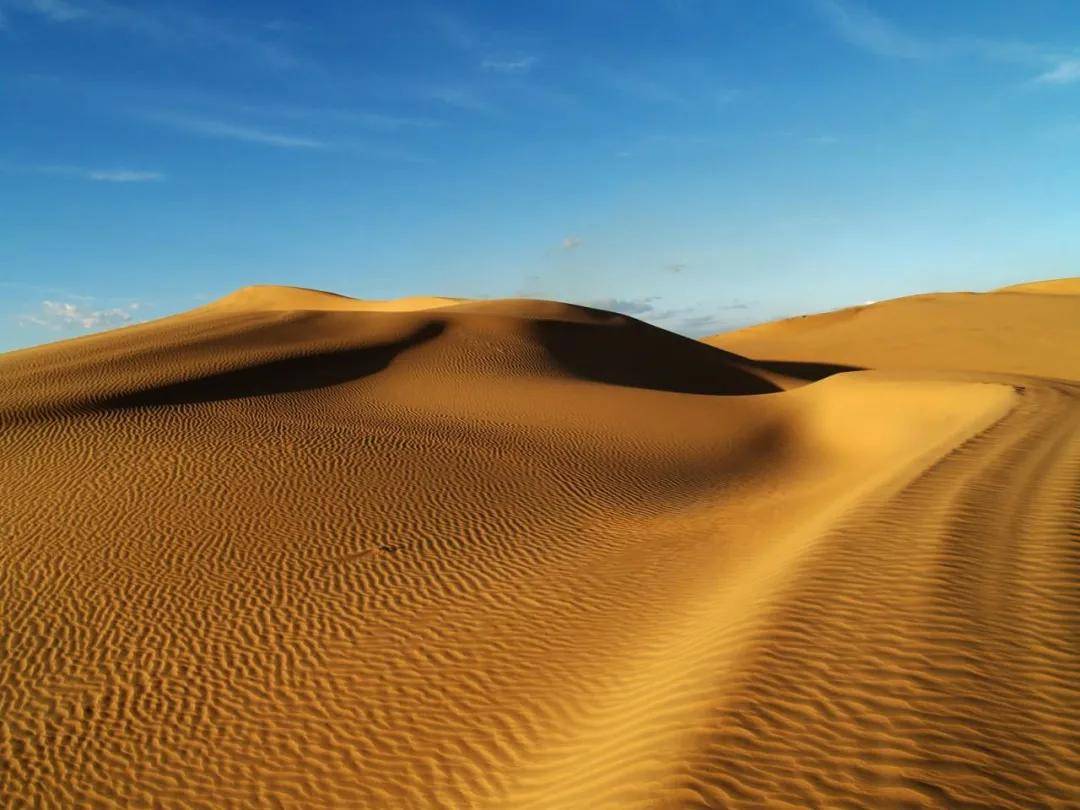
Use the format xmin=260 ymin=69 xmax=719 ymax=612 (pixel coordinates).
xmin=2 ymin=281 xmax=1077 ymax=808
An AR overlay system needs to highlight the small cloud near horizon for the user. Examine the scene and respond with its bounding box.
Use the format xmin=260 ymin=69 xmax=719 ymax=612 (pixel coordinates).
xmin=481 ymin=55 xmax=538 ymax=74
xmin=586 ymin=296 xmax=660 ymax=316
xmin=571 ymin=296 xmax=758 ymax=337
xmin=19 ymin=299 xmax=146 ymax=331
xmin=671 ymin=312 xmax=732 ymax=336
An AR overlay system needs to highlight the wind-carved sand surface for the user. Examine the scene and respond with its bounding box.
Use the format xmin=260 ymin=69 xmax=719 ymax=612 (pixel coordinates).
xmin=1 ymin=280 xmax=1077 ymax=808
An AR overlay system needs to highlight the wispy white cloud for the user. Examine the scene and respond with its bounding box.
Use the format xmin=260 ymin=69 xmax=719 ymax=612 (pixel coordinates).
xmin=147 ymin=112 xmax=325 ymax=148
xmin=649 ymin=300 xmax=758 ymax=337
xmin=421 ymin=7 xmax=478 ymax=51
xmin=13 ymin=0 xmax=87 ymax=23
xmin=238 ymin=102 xmax=440 ymax=132
xmin=571 ymin=296 xmax=758 ymax=337
xmin=812 ymin=0 xmax=1080 ymax=85
xmin=144 ymin=110 xmax=432 ymax=161
xmin=85 ymin=168 xmax=164 ymax=182
xmin=1035 ymin=59 xmax=1080 ymax=85
xmin=20 ymin=299 xmax=144 ymax=331
xmin=425 ymin=84 xmax=492 ymax=112
xmin=561 ymin=236 xmax=583 ymax=251
xmin=812 ymin=0 xmax=932 ymax=59
xmin=9 ymin=164 xmax=165 ymax=182
xmin=332 ymin=110 xmax=441 ymax=132
xmin=586 ymin=296 xmax=660 ymax=316
xmin=2 ymin=0 xmax=299 ymax=69
xmin=590 ymin=59 xmax=739 ymax=111
xmin=481 ymin=55 xmax=538 ymax=74
xmin=419 ymin=7 xmax=541 ymax=85
xmin=668 ymin=312 xmax=732 ymax=336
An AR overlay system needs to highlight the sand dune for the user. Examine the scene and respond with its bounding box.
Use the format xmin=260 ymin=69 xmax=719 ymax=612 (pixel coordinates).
xmin=706 ymin=277 xmax=1080 ymax=381
xmin=1 ymin=282 xmax=1077 ymax=807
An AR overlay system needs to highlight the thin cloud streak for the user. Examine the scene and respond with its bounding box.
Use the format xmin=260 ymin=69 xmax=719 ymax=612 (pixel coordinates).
xmin=86 ymin=169 xmax=164 ymax=182
xmin=421 ymin=7 xmax=478 ymax=51
xmin=589 ymin=60 xmax=740 ymax=111
xmin=812 ymin=0 xmax=1080 ymax=85
xmin=812 ymin=0 xmax=932 ymax=59
xmin=481 ymin=56 xmax=538 ymax=74
xmin=9 ymin=0 xmax=86 ymax=23
xmin=6 ymin=164 xmax=165 ymax=182
xmin=2 ymin=0 xmax=300 ymax=69
xmin=425 ymin=85 xmax=492 ymax=112
xmin=148 ymin=113 xmax=326 ymax=149
xmin=235 ymin=104 xmax=443 ymax=133
xmin=1035 ymin=59 xmax=1080 ymax=85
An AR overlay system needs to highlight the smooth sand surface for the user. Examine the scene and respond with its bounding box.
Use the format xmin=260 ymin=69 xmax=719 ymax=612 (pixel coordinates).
xmin=707 ymin=277 xmax=1080 ymax=381
xmin=2 ymin=283 xmax=1077 ymax=807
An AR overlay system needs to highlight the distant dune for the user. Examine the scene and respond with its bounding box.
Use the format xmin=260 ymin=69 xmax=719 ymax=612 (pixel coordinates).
xmin=2 ymin=279 xmax=1077 ymax=807
xmin=706 ymin=276 xmax=1080 ymax=381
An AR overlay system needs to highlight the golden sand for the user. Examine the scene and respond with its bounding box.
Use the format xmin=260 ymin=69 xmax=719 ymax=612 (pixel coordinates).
xmin=2 ymin=280 xmax=1077 ymax=807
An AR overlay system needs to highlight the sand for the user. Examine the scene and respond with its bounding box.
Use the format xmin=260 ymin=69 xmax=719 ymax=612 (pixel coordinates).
xmin=1 ymin=280 xmax=1077 ymax=808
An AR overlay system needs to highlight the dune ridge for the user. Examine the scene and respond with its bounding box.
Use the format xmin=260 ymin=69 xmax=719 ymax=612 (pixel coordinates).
xmin=207 ymin=285 xmax=467 ymax=313
xmin=706 ymin=277 xmax=1080 ymax=381
xmin=1 ymin=280 xmax=1077 ymax=807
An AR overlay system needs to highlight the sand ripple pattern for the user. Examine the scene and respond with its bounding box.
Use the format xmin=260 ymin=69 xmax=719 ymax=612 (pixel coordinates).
xmin=1 ymin=291 xmax=1077 ymax=808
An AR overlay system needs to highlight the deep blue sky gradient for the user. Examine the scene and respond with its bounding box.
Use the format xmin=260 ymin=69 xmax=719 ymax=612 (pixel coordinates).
xmin=2 ymin=0 xmax=1079 ymax=350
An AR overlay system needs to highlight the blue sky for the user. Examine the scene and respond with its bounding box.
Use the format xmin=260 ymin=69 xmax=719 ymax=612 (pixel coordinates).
xmin=2 ymin=0 xmax=1079 ymax=351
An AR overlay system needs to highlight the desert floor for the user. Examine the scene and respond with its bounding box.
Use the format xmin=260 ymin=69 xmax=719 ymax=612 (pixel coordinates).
xmin=1 ymin=280 xmax=1077 ymax=808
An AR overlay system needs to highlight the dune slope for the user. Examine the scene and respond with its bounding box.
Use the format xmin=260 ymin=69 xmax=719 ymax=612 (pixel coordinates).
xmin=705 ymin=277 xmax=1080 ymax=381
xmin=1 ymin=284 xmax=1077 ymax=808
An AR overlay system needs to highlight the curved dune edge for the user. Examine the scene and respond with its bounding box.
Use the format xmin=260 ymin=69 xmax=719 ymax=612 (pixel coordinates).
xmin=707 ymin=277 xmax=1080 ymax=382
xmin=1 ymin=282 xmax=1078 ymax=807
xmin=995 ymin=276 xmax=1080 ymax=295
xmin=206 ymin=284 xmax=468 ymax=312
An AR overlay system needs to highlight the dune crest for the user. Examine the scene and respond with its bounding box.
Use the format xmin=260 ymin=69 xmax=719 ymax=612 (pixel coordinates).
xmin=707 ymin=277 xmax=1080 ymax=381
xmin=996 ymin=276 xmax=1080 ymax=295
xmin=1 ymin=280 xmax=1077 ymax=807
xmin=207 ymin=284 xmax=466 ymax=312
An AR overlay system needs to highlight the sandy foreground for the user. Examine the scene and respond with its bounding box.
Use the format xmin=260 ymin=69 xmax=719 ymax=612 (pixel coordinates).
xmin=1 ymin=280 xmax=1077 ymax=808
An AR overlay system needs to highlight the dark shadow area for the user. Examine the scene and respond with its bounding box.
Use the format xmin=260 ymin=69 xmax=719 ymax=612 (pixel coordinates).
xmin=95 ymin=321 xmax=445 ymax=409
xmin=533 ymin=318 xmax=783 ymax=395
xmin=743 ymin=358 xmax=865 ymax=382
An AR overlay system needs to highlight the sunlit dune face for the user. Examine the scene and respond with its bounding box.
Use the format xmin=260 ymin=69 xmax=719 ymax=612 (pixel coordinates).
xmin=1 ymin=281 xmax=1077 ymax=808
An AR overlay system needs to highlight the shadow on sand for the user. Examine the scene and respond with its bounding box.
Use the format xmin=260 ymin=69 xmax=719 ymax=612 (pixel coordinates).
xmin=95 ymin=321 xmax=446 ymax=409
xmin=533 ymin=319 xmax=861 ymax=395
